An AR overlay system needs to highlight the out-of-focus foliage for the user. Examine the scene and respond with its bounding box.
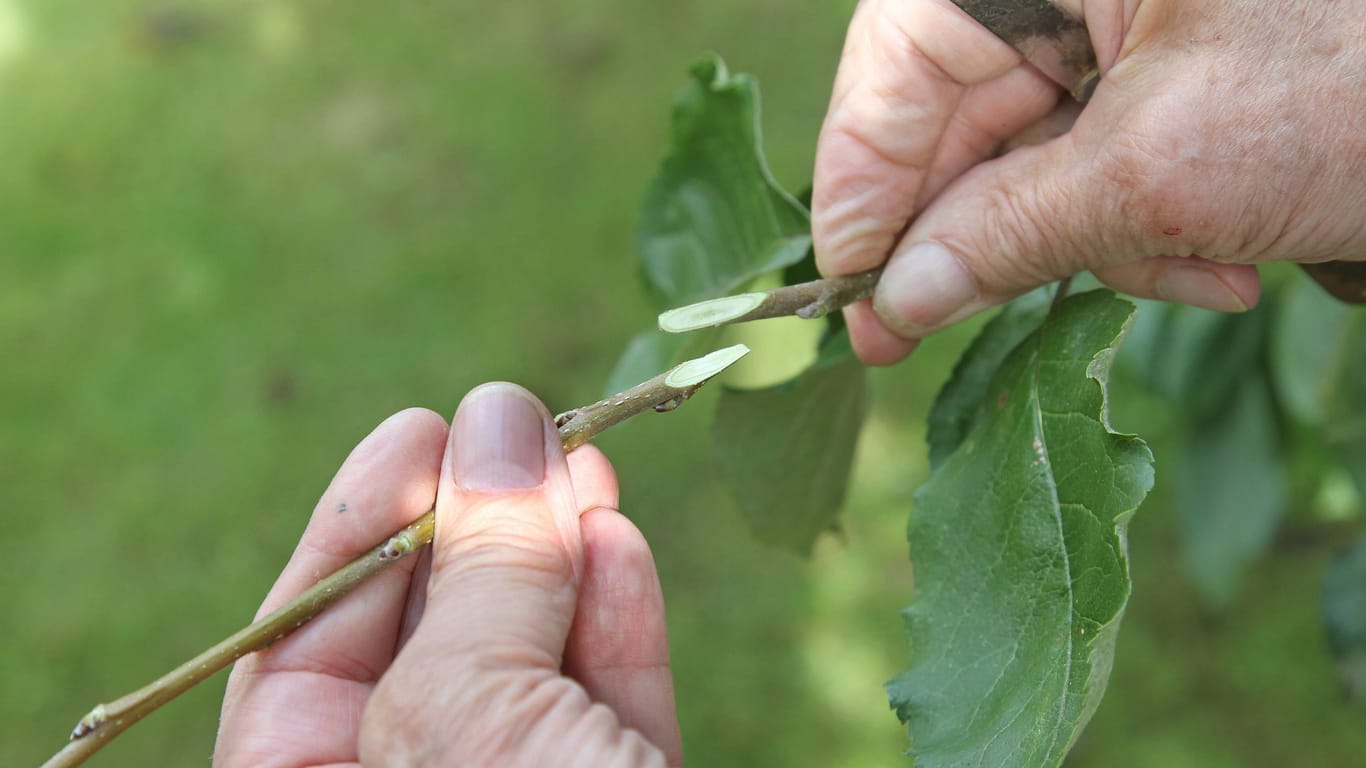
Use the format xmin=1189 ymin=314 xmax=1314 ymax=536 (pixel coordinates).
xmin=604 ymin=327 xmax=690 ymax=396
xmin=1175 ymin=375 xmax=1286 ymax=607
xmin=637 ymin=53 xmax=810 ymax=307
xmin=1271 ymin=277 xmax=1366 ymax=498
xmin=713 ymin=331 xmax=868 ymax=553
xmin=1122 ymin=282 xmax=1365 ymax=607
xmin=1271 ymin=278 xmax=1359 ymax=426
xmin=1128 ymin=302 xmax=1289 ymax=607
xmin=1323 ymin=533 xmax=1366 ymax=702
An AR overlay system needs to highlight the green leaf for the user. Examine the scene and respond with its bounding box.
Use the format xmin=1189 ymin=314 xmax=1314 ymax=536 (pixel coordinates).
xmin=1270 ymin=275 xmax=1360 ymax=426
xmin=1323 ymin=532 xmax=1366 ymax=702
xmin=637 ymin=53 xmax=811 ymax=307
xmin=1322 ymin=532 xmax=1366 ymax=699
xmin=1324 ymin=313 xmax=1366 ymax=496
xmin=712 ymin=332 xmax=868 ymax=553
xmin=1175 ymin=374 xmax=1286 ymax=607
xmin=889 ymin=290 xmax=1154 ymax=768
xmin=604 ymin=328 xmax=692 ymax=397
xmin=925 ymin=288 xmax=1051 ymax=468
xmin=1122 ymin=302 xmax=1268 ymax=418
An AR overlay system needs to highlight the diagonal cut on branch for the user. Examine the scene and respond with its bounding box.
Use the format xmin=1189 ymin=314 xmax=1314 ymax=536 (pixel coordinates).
xmin=657 ymin=268 xmax=881 ymax=333
xmin=44 ymin=344 xmax=750 ymax=768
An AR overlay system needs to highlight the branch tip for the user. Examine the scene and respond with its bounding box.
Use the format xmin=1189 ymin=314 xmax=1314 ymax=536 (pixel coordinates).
xmin=663 ymin=343 xmax=750 ymax=388
xmin=658 ymin=292 xmax=766 ymax=333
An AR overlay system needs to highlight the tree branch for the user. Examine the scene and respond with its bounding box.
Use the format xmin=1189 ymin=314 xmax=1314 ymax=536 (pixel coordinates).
xmin=657 ymin=269 xmax=881 ymax=333
xmin=44 ymin=344 xmax=750 ymax=768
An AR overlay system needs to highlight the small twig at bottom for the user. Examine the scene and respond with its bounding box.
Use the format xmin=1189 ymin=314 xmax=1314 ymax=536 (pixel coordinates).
xmin=44 ymin=344 xmax=750 ymax=768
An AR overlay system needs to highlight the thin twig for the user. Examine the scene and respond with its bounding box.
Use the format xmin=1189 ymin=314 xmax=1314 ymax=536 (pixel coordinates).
xmin=657 ymin=269 xmax=881 ymax=333
xmin=1051 ymin=275 xmax=1074 ymax=311
xmin=44 ymin=344 xmax=750 ymax=768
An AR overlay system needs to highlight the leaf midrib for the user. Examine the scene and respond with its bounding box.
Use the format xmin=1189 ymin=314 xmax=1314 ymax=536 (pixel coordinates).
xmin=1028 ymin=332 xmax=1075 ymax=765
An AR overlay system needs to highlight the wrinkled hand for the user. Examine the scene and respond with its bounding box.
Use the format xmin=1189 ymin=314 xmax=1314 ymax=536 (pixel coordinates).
xmin=215 ymin=384 xmax=683 ymax=767
xmin=814 ymin=0 xmax=1366 ymax=364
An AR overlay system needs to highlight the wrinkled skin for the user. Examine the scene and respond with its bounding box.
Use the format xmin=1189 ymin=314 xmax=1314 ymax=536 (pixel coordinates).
xmin=814 ymin=0 xmax=1366 ymax=364
xmin=215 ymin=385 xmax=683 ymax=768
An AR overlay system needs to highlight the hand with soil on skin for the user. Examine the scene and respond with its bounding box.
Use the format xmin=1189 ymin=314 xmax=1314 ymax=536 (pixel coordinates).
xmin=814 ymin=0 xmax=1366 ymax=364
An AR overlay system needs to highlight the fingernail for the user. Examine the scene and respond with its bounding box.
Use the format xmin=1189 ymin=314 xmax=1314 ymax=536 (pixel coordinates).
xmin=452 ymin=383 xmax=547 ymax=491
xmin=873 ymin=241 xmax=979 ymax=337
xmin=1156 ymin=266 xmax=1250 ymax=312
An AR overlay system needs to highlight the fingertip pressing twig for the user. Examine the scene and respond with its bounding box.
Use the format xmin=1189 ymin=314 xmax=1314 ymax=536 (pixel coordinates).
xmin=657 ymin=269 xmax=881 ymax=333
xmin=46 ymin=344 xmax=751 ymax=768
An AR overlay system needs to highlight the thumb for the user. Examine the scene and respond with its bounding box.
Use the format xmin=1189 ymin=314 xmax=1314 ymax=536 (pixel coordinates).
xmin=421 ymin=381 xmax=583 ymax=668
xmin=869 ymin=136 xmax=1107 ymax=343
xmin=868 ymin=131 xmax=1261 ymax=353
xmin=361 ymin=386 xmax=671 ymax=766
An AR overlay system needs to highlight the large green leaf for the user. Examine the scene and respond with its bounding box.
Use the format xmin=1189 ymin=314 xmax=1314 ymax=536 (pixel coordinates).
xmin=889 ymin=290 xmax=1154 ymax=768
xmin=1323 ymin=309 xmax=1366 ymax=496
xmin=925 ymin=289 xmax=1050 ymax=468
xmin=1270 ymin=275 xmax=1360 ymax=426
xmin=1323 ymin=532 xmax=1366 ymax=702
xmin=1266 ymin=274 xmax=1366 ymax=496
xmin=712 ymin=332 xmax=868 ymax=553
xmin=637 ymin=53 xmax=811 ymax=307
xmin=1122 ymin=297 xmax=1289 ymax=606
xmin=1175 ymin=375 xmax=1286 ymax=607
xmin=1120 ymin=302 xmax=1268 ymax=419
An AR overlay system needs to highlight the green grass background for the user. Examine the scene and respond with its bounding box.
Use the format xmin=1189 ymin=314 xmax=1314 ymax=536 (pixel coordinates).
xmin=2 ymin=1 xmax=1362 ymax=765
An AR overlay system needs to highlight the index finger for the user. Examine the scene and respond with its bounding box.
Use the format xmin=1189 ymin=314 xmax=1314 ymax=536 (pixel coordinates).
xmin=216 ymin=408 xmax=447 ymax=767
xmin=813 ymin=0 xmax=1057 ymax=277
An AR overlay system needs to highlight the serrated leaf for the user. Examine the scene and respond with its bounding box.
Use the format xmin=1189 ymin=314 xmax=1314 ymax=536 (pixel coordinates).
xmin=926 ymin=289 xmax=1051 ymax=468
xmin=712 ymin=332 xmax=868 ymax=553
xmin=1175 ymin=374 xmax=1286 ymax=607
xmin=1323 ymin=532 xmax=1366 ymax=702
xmin=637 ymin=53 xmax=811 ymax=307
xmin=889 ymin=290 xmax=1154 ymax=768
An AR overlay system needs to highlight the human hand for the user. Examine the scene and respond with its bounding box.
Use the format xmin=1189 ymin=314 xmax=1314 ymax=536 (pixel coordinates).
xmin=814 ymin=0 xmax=1366 ymax=364
xmin=214 ymin=384 xmax=683 ymax=767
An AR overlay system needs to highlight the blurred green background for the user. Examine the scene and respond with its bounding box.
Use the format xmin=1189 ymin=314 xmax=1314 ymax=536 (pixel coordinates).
xmin=2 ymin=1 xmax=1362 ymax=765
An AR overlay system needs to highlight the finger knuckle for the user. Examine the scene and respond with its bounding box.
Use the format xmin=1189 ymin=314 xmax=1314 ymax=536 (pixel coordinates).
xmin=438 ymin=527 xmax=577 ymax=586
